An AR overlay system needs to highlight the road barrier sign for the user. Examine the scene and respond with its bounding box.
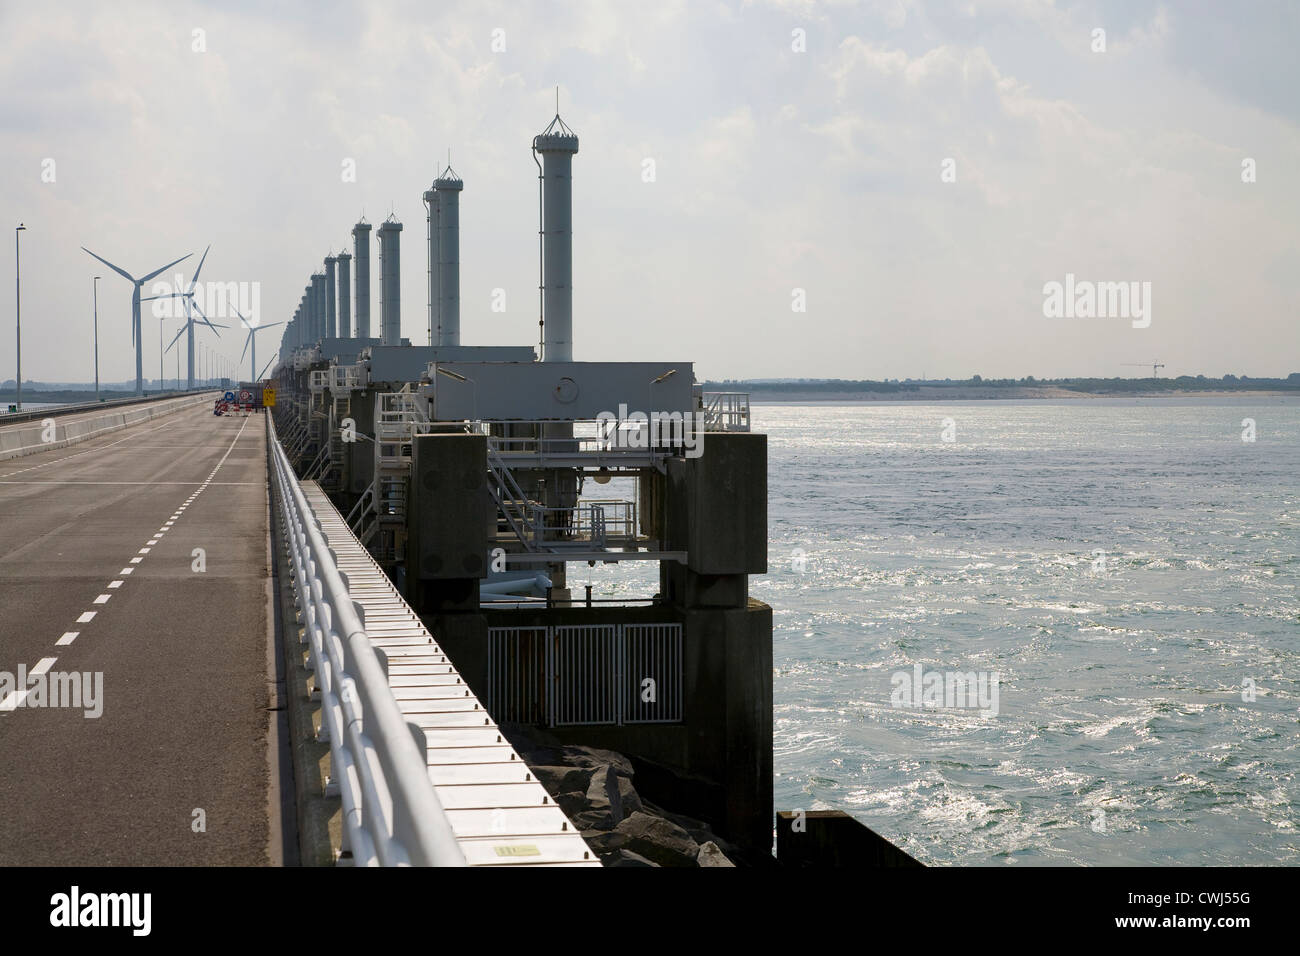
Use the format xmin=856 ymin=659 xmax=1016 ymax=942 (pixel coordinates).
xmin=262 ymin=386 xmax=277 ymax=407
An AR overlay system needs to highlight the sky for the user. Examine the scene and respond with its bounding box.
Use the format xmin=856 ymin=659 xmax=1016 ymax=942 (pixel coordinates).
xmin=1 ymin=0 xmax=1297 ymax=384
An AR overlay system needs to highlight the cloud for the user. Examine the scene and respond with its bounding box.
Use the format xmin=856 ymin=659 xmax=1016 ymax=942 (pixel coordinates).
xmin=0 ymin=0 xmax=1295 ymax=384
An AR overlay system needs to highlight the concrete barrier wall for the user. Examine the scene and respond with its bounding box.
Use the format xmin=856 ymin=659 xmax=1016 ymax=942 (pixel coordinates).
xmin=0 ymin=393 xmax=214 ymax=462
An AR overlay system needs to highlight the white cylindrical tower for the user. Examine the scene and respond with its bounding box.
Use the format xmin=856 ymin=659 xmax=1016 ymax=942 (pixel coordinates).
xmin=533 ymin=114 xmax=579 ymax=362
xmin=377 ymin=217 xmax=403 ymax=347
xmin=423 ymin=184 xmax=439 ymax=346
xmin=324 ymin=255 xmax=338 ymax=338
xmin=434 ymin=167 xmax=463 ymax=347
xmin=352 ymin=220 xmax=372 ymax=339
xmin=336 ymin=250 xmax=352 ymax=338
xmin=311 ymin=273 xmax=326 ymax=343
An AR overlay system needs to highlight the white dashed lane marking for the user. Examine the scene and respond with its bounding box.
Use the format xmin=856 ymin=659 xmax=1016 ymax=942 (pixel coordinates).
xmin=0 ymin=657 xmax=58 ymax=712
xmin=4 ymin=413 xmax=253 ymax=712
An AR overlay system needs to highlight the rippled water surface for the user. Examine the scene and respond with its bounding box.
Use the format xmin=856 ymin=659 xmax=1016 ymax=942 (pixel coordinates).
xmin=581 ymin=398 xmax=1300 ymax=865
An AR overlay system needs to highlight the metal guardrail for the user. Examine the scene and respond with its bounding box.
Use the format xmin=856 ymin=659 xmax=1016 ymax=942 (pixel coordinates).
xmin=701 ymin=392 xmax=750 ymax=432
xmin=459 ymin=419 xmax=685 ymax=462
xmin=268 ymin=414 xmax=467 ymax=867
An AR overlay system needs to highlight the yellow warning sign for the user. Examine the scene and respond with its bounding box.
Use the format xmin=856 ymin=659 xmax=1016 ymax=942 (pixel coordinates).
xmin=262 ymin=387 xmax=277 ymax=407
xmin=493 ymin=844 xmax=541 ymax=858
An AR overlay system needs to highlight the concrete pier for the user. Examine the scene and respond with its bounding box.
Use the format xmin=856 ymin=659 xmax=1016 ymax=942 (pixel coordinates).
xmin=404 ymin=429 xmax=774 ymax=857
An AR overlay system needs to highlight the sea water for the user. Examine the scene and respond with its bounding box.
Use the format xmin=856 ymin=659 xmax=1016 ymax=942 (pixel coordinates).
xmin=580 ymin=397 xmax=1299 ymax=865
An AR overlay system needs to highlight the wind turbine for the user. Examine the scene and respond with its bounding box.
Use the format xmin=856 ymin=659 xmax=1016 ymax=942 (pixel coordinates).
xmin=234 ymin=306 xmax=283 ymax=382
xmin=81 ymin=246 xmax=191 ymax=396
xmin=141 ymin=244 xmax=226 ymax=390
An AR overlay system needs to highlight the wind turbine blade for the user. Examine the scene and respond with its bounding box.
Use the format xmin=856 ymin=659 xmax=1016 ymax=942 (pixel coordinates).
xmin=231 ymin=305 xmax=253 ymax=332
xmin=240 ymin=333 xmax=251 ymax=364
xmin=141 ymin=291 xmax=184 ymax=302
xmin=255 ymin=321 xmax=285 ymax=332
xmin=188 ymin=244 xmax=211 ymax=291
xmin=81 ymin=248 xmax=135 ymax=283
xmin=191 ymin=300 xmax=222 ymax=336
xmin=165 ymin=324 xmax=187 ymax=353
xmin=258 ymin=356 xmax=276 ymax=381
xmin=140 ymin=253 xmax=192 ymax=284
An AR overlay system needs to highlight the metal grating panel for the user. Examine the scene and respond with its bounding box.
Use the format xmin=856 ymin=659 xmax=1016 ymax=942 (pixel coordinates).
xmin=623 ymin=623 xmax=683 ymax=723
xmin=487 ymin=626 xmax=547 ymax=724
xmin=488 ymin=623 xmax=682 ymax=727
xmin=549 ymin=625 xmax=621 ymax=726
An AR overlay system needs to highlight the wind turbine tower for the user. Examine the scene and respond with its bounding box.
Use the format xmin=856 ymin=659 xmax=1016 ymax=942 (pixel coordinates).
xmin=234 ymin=307 xmax=283 ymax=383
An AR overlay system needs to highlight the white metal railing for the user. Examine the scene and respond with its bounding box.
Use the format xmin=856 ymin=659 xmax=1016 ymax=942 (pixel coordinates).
xmin=445 ymin=419 xmax=688 ymax=464
xmin=268 ymin=415 xmax=466 ymax=867
xmin=535 ymin=500 xmax=637 ymax=548
xmin=702 ymin=392 xmax=750 ymax=432
xmin=330 ymin=365 xmax=360 ymax=394
xmin=309 ymin=369 xmax=329 ymax=394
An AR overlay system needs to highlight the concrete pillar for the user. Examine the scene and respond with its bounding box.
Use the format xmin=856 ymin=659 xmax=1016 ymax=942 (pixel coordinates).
xmin=407 ymin=432 xmax=488 ymax=612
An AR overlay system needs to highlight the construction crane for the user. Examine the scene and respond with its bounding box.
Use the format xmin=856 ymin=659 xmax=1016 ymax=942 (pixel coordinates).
xmin=1123 ymin=362 xmax=1166 ymax=377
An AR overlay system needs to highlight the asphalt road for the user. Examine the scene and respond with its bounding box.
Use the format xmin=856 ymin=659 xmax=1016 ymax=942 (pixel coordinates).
xmin=0 ymin=404 xmax=275 ymax=865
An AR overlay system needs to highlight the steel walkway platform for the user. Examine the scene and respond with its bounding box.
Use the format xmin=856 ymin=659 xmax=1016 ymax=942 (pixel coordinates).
xmin=299 ymin=481 xmax=599 ymax=866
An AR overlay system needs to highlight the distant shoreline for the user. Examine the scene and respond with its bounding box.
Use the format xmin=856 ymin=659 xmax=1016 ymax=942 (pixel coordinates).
xmin=739 ymin=386 xmax=1298 ymax=402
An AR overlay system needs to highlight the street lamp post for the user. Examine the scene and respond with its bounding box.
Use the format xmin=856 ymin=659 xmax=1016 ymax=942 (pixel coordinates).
xmin=93 ymin=276 xmax=101 ymax=402
xmin=15 ymin=224 xmax=26 ymax=412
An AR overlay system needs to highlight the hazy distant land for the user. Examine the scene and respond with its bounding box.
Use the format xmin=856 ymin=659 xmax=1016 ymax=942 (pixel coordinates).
xmin=5 ymin=374 xmax=1300 ymax=408
xmin=704 ymin=375 xmax=1300 ymax=403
